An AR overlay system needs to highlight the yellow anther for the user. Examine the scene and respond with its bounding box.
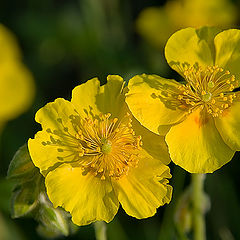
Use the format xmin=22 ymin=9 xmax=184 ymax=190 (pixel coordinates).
xmin=109 ymin=171 xmax=114 ymax=176
xmin=224 ymin=104 xmax=229 ymax=108
xmin=79 ymin=151 xmax=84 ymax=157
xmin=106 ymin=113 xmax=111 ymax=118
xmin=178 ymin=95 xmax=183 ymax=100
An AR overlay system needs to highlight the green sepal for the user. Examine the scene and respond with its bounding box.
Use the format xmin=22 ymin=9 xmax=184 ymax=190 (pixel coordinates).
xmin=7 ymin=144 xmax=38 ymax=182
xmin=8 ymin=144 xmax=72 ymax=237
xmin=11 ymin=179 xmax=41 ymax=218
xmin=35 ymin=193 xmax=70 ymax=237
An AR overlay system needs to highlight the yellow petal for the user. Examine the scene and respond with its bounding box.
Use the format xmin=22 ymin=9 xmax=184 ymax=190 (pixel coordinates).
xmin=165 ymin=27 xmax=220 ymax=76
xmin=113 ymin=150 xmax=172 ymax=219
xmin=45 ymin=164 xmax=119 ymax=226
xmin=28 ymin=98 xmax=79 ymax=172
xmin=71 ymin=75 xmax=125 ymax=118
xmin=214 ymin=29 xmax=240 ymax=80
xmin=131 ymin=117 xmax=171 ymax=165
xmin=166 ymin=108 xmax=235 ymax=173
xmin=126 ymin=74 xmax=187 ymax=135
xmin=215 ymin=102 xmax=240 ymax=151
xmin=0 ymin=61 xmax=35 ymax=121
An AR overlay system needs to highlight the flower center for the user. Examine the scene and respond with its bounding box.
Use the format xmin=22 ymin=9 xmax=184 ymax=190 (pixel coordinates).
xmin=42 ymin=113 xmax=142 ymax=180
xmin=201 ymin=91 xmax=212 ymax=102
xmin=101 ymin=138 xmax=112 ymax=154
xmin=176 ymin=65 xmax=239 ymax=117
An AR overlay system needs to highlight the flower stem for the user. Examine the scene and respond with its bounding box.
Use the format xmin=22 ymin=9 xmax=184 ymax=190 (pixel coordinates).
xmin=94 ymin=221 xmax=107 ymax=240
xmin=191 ymin=174 xmax=206 ymax=240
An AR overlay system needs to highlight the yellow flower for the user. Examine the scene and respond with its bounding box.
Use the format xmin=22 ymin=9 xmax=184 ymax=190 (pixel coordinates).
xmin=126 ymin=27 xmax=240 ymax=173
xmin=0 ymin=24 xmax=35 ymax=129
xmin=28 ymin=75 xmax=172 ymax=226
xmin=136 ymin=0 xmax=237 ymax=49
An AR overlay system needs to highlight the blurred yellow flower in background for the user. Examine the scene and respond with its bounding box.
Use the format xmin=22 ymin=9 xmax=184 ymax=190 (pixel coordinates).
xmin=136 ymin=0 xmax=237 ymax=49
xmin=28 ymin=76 xmax=172 ymax=226
xmin=126 ymin=27 xmax=240 ymax=173
xmin=0 ymin=24 xmax=35 ymax=132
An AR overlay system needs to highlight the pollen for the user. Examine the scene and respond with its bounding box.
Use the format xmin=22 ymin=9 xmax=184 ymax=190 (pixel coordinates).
xmin=175 ymin=66 xmax=240 ymax=117
xmin=43 ymin=113 xmax=142 ymax=180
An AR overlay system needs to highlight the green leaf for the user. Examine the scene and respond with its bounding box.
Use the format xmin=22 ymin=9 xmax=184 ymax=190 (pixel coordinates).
xmin=7 ymin=144 xmax=38 ymax=182
xmin=0 ymin=178 xmax=15 ymax=214
xmin=11 ymin=181 xmax=40 ymax=218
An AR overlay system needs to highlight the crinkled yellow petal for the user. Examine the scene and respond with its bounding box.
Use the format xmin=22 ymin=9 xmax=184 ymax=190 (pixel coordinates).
xmin=215 ymin=102 xmax=240 ymax=151
xmin=0 ymin=24 xmax=21 ymax=62
xmin=131 ymin=117 xmax=171 ymax=165
xmin=45 ymin=164 xmax=119 ymax=226
xmin=0 ymin=61 xmax=35 ymax=121
xmin=71 ymin=75 xmax=125 ymax=118
xmin=214 ymin=29 xmax=240 ymax=80
xmin=166 ymin=108 xmax=235 ymax=173
xmin=71 ymin=77 xmax=100 ymax=117
xmin=126 ymin=74 xmax=187 ymax=135
xmin=97 ymin=75 xmax=126 ymax=118
xmin=165 ymin=27 xmax=220 ymax=76
xmin=28 ymin=98 xmax=79 ymax=172
xmin=113 ymin=150 xmax=172 ymax=219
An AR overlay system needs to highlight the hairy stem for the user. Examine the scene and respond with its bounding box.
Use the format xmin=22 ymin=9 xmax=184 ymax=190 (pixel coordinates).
xmin=192 ymin=174 xmax=206 ymax=240
xmin=94 ymin=221 xmax=107 ymax=240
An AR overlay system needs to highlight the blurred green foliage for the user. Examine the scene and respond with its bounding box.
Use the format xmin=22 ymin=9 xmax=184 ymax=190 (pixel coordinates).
xmin=0 ymin=0 xmax=240 ymax=239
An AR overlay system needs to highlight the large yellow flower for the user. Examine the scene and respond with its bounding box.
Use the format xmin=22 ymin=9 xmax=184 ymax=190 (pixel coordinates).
xmin=126 ymin=27 xmax=240 ymax=173
xmin=0 ymin=24 xmax=34 ymax=130
xmin=137 ymin=0 xmax=237 ymax=49
xmin=28 ymin=75 xmax=172 ymax=226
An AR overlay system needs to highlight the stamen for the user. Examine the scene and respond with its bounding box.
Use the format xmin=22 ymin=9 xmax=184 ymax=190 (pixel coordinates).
xmin=43 ymin=112 xmax=141 ymax=180
xmin=174 ymin=65 xmax=239 ymax=117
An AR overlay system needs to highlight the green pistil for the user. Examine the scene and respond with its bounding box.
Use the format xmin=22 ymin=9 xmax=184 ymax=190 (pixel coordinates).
xmin=202 ymin=92 xmax=212 ymax=102
xmin=101 ymin=138 xmax=112 ymax=154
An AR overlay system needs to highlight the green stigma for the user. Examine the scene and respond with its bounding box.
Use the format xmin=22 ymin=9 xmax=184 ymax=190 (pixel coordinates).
xmin=202 ymin=92 xmax=212 ymax=102
xmin=101 ymin=138 xmax=112 ymax=154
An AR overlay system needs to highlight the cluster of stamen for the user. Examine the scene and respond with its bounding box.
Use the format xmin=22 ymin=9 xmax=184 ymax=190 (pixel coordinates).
xmin=42 ymin=112 xmax=142 ymax=180
xmin=175 ymin=66 xmax=239 ymax=117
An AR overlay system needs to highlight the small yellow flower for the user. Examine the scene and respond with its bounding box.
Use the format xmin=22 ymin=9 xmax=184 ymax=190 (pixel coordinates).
xmin=28 ymin=76 xmax=172 ymax=226
xmin=0 ymin=24 xmax=35 ymax=129
xmin=126 ymin=27 xmax=240 ymax=173
xmin=137 ymin=0 xmax=237 ymax=48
